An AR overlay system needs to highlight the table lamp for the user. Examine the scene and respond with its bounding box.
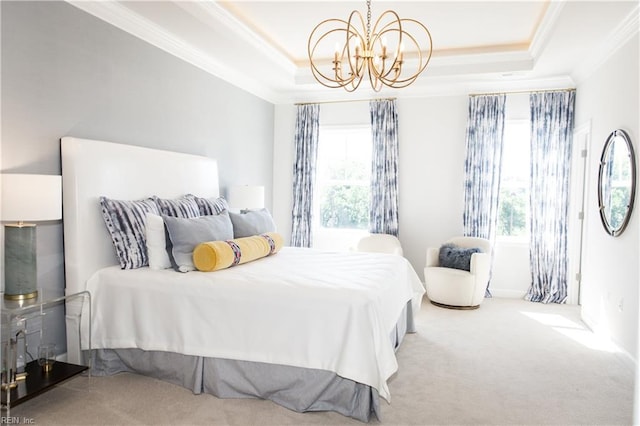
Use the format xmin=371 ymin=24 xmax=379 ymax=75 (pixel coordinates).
xmin=227 ymin=185 xmax=264 ymax=213
xmin=1 ymin=174 xmax=62 ymax=300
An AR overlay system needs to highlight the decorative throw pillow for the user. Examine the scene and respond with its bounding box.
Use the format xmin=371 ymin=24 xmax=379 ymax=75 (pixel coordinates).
xmin=187 ymin=194 xmax=229 ymax=216
xmin=229 ymin=208 xmax=276 ymax=238
xmin=438 ymin=243 xmax=481 ymax=272
xmin=163 ymin=211 xmax=234 ymax=272
xmin=193 ymin=232 xmax=284 ymax=272
xmin=145 ymin=213 xmax=172 ymax=270
xmin=100 ymin=196 xmax=159 ymax=269
xmin=153 ymin=196 xmax=200 ymax=218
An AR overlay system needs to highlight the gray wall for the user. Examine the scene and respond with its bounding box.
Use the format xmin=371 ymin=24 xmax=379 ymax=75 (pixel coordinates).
xmin=1 ymin=1 xmax=274 ymax=354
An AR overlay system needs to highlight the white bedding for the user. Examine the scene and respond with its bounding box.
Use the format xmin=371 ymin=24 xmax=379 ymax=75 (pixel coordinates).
xmin=85 ymin=247 xmax=424 ymax=401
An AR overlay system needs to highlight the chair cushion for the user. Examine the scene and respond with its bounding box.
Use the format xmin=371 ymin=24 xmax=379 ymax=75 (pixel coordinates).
xmin=438 ymin=244 xmax=481 ymax=271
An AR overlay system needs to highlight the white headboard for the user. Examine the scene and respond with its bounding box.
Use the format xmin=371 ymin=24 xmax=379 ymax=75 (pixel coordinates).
xmin=61 ymin=137 xmax=220 ymax=296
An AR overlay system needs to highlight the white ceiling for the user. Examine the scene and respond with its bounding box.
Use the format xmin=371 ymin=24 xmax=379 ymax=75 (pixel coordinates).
xmin=68 ymin=1 xmax=639 ymax=104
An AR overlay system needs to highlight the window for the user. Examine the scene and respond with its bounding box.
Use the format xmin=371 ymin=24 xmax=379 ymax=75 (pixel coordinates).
xmin=497 ymin=120 xmax=530 ymax=239
xmin=313 ymin=125 xmax=372 ymax=250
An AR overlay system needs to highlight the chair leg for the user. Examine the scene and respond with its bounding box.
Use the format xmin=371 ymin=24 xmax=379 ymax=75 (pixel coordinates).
xmin=430 ymin=300 xmax=480 ymax=310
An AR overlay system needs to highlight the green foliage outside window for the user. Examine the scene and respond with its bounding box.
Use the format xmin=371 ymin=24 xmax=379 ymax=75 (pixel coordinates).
xmin=319 ymin=159 xmax=370 ymax=229
xmin=498 ymin=188 xmax=527 ymax=236
xmin=320 ymin=185 xmax=370 ymax=229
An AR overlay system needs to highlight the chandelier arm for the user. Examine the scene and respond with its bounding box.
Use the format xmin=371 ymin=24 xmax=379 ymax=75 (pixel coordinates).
xmin=397 ymin=18 xmax=433 ymax=68
xmin=376 ymin=19 xmax=432 ymax=86
xmin=368 ymin=10 xmax=405 ymax=83
xmin=308 ymin=21 xmax=359 ymax=87
xmin=378 ymin=29 xmax=423 ymax=84
xmin=308 ymin=21 xmax=347 ymax=86
xmin=345 ymin=10 xmax=368 ymax=87
xmin=367 ymin=64 xmax=384 ymax=92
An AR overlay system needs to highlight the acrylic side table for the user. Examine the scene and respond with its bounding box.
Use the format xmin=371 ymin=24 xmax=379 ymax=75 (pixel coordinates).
xmin=1 ymin=289 xmax=91 ymax=416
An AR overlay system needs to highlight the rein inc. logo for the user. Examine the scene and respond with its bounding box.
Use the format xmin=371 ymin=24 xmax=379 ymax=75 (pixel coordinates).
xmin=1 ymin=417 xmax=35 ymax=424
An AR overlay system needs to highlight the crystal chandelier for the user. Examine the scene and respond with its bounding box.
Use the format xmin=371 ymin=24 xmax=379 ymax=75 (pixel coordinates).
xmin=308 ymin=0 xmax=432 ymax=92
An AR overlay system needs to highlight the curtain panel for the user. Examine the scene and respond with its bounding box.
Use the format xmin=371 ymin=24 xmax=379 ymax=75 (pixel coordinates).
xmin=369 ymin=99 xmax=400 ymax=237
xmin=462 ymin=94 xmax=506 ymax=297
xmin=526 ymin=90 xmax=575 ymax=303
xmin=290 ymin=104 xmax=320 ymax=248
xmin=462 ymin=94 xmax=506 ymax=242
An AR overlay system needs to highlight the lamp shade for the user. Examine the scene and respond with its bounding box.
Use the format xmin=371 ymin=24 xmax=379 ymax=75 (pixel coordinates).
xmin=227 ymin=185 xmax=265 ymax=210
xmin=1 ymin=174 xmax=62 ymax=222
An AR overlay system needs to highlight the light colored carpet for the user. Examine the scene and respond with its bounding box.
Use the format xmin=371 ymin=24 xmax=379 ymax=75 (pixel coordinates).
xmin=8 ymin=298 xmax=635 ymax=425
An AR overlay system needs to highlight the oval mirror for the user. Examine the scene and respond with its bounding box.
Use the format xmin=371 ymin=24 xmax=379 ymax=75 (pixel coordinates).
xmin=598 ymin=129 xmax=636 ymax=236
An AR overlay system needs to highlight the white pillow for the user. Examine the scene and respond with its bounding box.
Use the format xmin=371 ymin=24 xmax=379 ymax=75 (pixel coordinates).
xmin=145 ymin=213 xmax=172 ymax=270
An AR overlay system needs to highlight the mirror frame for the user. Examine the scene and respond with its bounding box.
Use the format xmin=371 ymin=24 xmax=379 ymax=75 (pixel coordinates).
xmin=597 ymin=129 xmax=636 ymax=237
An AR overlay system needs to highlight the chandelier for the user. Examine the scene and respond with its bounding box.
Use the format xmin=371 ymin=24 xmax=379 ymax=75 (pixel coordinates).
xmin=308 ymin=0 xmax=432 ymax=92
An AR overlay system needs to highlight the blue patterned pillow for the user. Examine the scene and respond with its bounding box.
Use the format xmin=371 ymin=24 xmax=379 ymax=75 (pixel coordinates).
xmin=438 ymin=244 xmax=481 ymax=272
xmin=100 ymin=196 xmax=159 ymax=269
xmin=153 ymin=196 xmax=200 ymax=218
xmin=187 ymin=195 xmax=229 ymax=216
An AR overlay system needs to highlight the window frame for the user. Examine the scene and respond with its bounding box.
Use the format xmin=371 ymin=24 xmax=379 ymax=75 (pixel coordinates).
xmin=312 ymin=124 xmax=372 ymax=250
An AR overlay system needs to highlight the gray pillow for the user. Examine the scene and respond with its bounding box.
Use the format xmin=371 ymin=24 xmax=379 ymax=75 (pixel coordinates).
xmin=438 ymin=243 xmax=481 ymax=272
xmin=100 ymin=196 xmax=159 ymax=269
xmin=229 ymin=208 xmax=276 ymax=238
xmin=163 ymin=212 xmax=233 ymax=272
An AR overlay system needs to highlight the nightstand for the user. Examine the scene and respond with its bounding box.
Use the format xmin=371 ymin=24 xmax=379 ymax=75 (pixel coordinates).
xmin=1 ymin=289 xmax=91 ymax=415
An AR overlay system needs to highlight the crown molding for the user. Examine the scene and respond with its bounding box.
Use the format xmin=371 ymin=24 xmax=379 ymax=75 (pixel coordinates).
xmin=175 ymin=1 xmax=297 ymax=76
xmin=571 ymin=3 xmax=640 ymax=84
xmin=529 ymin=1 xmax=567 ymax=60
xmin=66 ymin=0 xmax=285 ymax=104
xmin=64 ymin=0 xmax=629 ymax=106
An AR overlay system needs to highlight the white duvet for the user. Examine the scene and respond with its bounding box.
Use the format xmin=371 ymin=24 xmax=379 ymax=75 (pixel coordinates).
xmin=85 ymin=247 xmax=425 ymax=401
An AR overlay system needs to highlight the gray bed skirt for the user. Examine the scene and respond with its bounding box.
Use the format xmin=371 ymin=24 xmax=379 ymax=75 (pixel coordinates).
xmin=90 ymin=301 xmax=414 ymax=422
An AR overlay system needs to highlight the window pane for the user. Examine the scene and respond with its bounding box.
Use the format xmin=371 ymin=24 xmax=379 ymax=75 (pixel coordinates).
xmin=314 ymin=126 xmax=372 ymax=248
xmin=498 ymin=120 xmax=530 ymax=238
xmin=320 ymin=185 xmax=370 ymax=229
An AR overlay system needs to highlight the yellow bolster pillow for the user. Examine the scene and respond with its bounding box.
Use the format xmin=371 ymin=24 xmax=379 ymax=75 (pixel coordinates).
xmin=193 ymin=232 xmax=284 ymax=272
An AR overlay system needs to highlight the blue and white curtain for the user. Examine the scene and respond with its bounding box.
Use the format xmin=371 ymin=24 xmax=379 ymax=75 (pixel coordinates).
xmin=463 ymin=94 xmax=506 ymax=297
xmin=369 ymin=99 xmax=400 ymax=237
xmin=526 ymin=90 xmax=575 ymax=303
xmin=463 ymin=94 xmax=506 ymax=242
xmin=291 ymin=104 xmax=320 ymax=247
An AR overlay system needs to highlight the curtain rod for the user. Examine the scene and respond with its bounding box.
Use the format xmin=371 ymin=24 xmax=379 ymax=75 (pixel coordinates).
xmin=295 ymin=88 xmax=576 ymax=104
xmin=294 ymin=97 xmax=396 ymax=106
xmin=469 ymin=88 xmax=576 ymax=97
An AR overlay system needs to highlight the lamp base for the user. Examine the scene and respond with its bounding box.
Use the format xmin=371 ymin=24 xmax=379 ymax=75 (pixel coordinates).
xmin=4 ymin=224 xmax=38 ymax=300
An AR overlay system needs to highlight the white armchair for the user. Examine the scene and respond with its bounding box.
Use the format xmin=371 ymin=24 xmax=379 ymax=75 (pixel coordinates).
xmin=355 ymin=233 xmax=403 ymax=256
xmin=424 ymin=236 xmax=491 ymax=309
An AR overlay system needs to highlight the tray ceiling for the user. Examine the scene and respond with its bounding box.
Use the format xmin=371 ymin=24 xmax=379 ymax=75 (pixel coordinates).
xmin=68 ymin=1 xmax=639 ymax=104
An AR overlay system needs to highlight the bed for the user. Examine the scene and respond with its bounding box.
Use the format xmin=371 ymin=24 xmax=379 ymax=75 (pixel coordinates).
xmin=61 ymin=136 xmax=425 ymax=422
